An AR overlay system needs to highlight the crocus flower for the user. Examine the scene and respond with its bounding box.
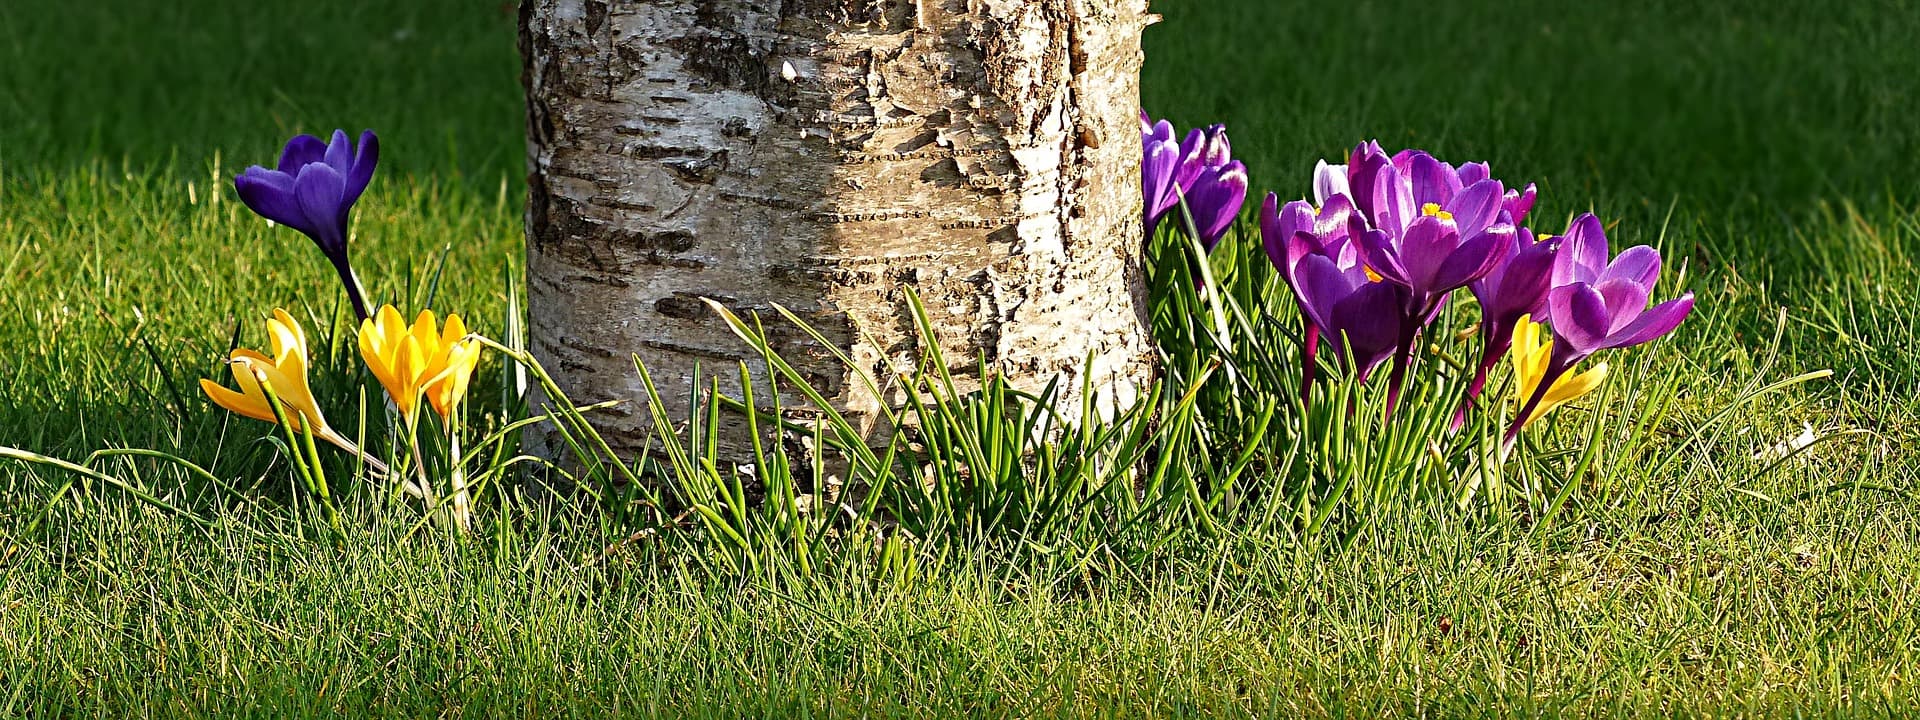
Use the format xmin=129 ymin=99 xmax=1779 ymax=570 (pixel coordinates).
xmin=1283 ymin=231 xmax=1402 ymax=383
xmin=1184 ymin=160 xmax=1249 ymax=250
xmin=1507 ymin=213 xmax=1695 ymax=443
xmin=1261 ymin=192 xmax=1356 ymax=399
xmin=424 ymin=315 xmax=482 ymax=420
xmin=201 ymin=309 xmax=358 ymax=452
xmin=1510 ymin=315 xmax=1608 ymax=428
xmin=1457 ymin=227 xmax=1560 ymax=423
xmin=234 ymin=130 xmax=380 ymax=321
xmin=1344 ymin=144 xmax=1516 ymax=415
xmin=360 ymin=305 xmax=482 ymax=421
xmin=1139 ymin=115 xmax=1245 ymax=247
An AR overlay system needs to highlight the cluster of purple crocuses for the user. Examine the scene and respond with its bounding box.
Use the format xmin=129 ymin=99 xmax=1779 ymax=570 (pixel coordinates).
xmin=1142 ymin=116 xmax=1694 ymax=443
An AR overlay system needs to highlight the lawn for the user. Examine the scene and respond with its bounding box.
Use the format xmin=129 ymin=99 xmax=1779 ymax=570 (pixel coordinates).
xmin=4 ymin=0 xmax=1920 ymax=717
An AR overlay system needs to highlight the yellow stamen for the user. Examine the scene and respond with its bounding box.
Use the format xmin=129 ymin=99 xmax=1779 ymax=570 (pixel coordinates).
xmin=1421 ymin=202 xmax=1455 ymax=222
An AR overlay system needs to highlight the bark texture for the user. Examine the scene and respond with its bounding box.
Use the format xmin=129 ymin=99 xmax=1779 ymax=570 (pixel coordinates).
xmin=520 ymin=0 xmax=1156 ymax=458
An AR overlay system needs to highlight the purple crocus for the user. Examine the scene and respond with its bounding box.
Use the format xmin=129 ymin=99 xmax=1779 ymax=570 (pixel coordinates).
xmin=1284 ymin=231 xmax=1402 ymax=384
xmin=1345 ymin=144 xmax=1516 ymax=415
xmin=1141 ymin=115 xmax=1182 ymax=229
xmin=1184 ymin=161 xmax=1249 ymax=250
xmin=1262 ymin=191 xmax=1356 ymax=400
xmin=234 ymin=129 xmax=379 ymax=321
xmin=1507 ymin=213 xmax=1695 ymax=443
xmin=1139 ymin=114 xmax=1246 ymax=248
xmin=1457 ymin=227 xmax=1560 ymax=424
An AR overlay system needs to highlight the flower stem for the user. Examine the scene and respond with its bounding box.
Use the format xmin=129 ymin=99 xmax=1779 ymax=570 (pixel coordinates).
xmin=1299 ymin=324 xmax=1320 ymax=406
xmin=1383 ymin=318 xmax=1420 ymax=420
xmin=300 ymin=421 xmax=343 ymax=535
xmin=330 ymin=259 xmax=372 ymax=323
xmin=446 ymin=412 xmax=472 ymax=533
xmin=1503 ymin=361 xmax=1571 ymax=450
xmin=1452 ymin=338 xmax=1510 ymax=430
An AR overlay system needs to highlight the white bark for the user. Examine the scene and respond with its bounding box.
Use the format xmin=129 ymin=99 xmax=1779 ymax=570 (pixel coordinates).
xmin=519 ymin=0 xmax=1156 ymax=459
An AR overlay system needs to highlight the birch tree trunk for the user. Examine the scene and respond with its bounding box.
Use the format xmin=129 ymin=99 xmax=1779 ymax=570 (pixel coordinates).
xmin=518 ymin=0 xmax=1156 ymax=460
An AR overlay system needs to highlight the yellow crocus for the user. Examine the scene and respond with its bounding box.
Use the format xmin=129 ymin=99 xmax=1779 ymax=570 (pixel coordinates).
xmin=360 ymin=305 xmax=481 ymax=421
xmin=1511 ymin=314 xmax=1609 ymax=428
xmin=423 ymin=313 xmax=481 ymax=419
xmin=201 ymin=309 xmax=343 ymax=443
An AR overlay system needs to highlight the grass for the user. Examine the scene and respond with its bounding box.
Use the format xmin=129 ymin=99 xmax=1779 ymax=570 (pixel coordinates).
xmin=4 ymin=0 xmax=1920 ymax=716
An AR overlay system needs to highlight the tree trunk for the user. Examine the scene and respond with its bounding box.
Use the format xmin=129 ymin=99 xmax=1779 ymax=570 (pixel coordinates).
xmin=518 ymin=0 xmax=1155 ymax=460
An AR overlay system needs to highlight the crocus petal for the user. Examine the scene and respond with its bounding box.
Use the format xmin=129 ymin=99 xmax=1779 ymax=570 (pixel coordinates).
xmin=1292 ymin=252 xmax=1358 ymax=334
xmin=1261 ymin=195 xmax=1314 ymax=278
xmin=427 ymin=341 xmax=480 ymax=418
xmin=1601 ymin=293 xmax=1695 ymax=350
xmin=1503 ymin=183 xmax=1537 ymax=225
xmin=1593 ymin=278 xmax=1652 ymax=333
xmin=201 ymin=378 xmax=278 ymax=425
xmin=1315 ymin=193 xmax=1355 ymax=242
xmin=1406 ymin=152 xmax=1461 ymax=208
xmin=250 ymin=360 xmax=324 ymax=428
xmin=343 ymin=130 xmax=380 ymax=207
xmin=323 ymin=129 xmax=353 ymax=174
xmin=1188 ymin=162 xmax=1248 ymax=248
xmin=267 ymin=309 xmax=305 ymax=362
xmin=1548 ymin=283 xmax=1613 ymax=357
xmin=1143 ymin=140 xmax=1181 ymax=221
xmin=1372 ymin=163 xmax=1416 ymax=235
xmin=1347 ymin=142 xmax=1393 ymax=223
xmin=1352 ymin=223 xmax=1412 ymax=287
xmin=233 ymin=169 xmax=304 ymax=229
xmin=1553 ymin=214 xmax=1611 ymax=286
xmin=1394 ymin=215 xmax=1458 ymax=291
xmin=1432 ymin=224 xmax=1516 ymax=293
xmin=410 ymin=309 xmax=441 ymax=352
xmin=1332 ymin=281 xmax=1403 ymax=379
xmin=440 ymin=313 xmax=468 ymax=348
xmin=293 ymin=163 xmax=349 ymax=251
xmin=1444 ymin=179 xmax=1505 ymax=239
xmin=1148 ymin=119 xmax=1175 ymax=145
xmin=1198 ymin=125 xmax=1231 ymax=167
xmin=277 ymin=135 xmax=328 ymax=174
xmin=1599 ymin=245 xmax=1663 ymax=289
xmin=1457 ymin=162 xmax=1490 ymax=187
xmin=1492 ymin=235 xmax=1559 ymax=320
xmin=1526 ymin=362 xmax=1609 ymax=427
xmin=1312 ymin=160 xmax=1349 ymax=206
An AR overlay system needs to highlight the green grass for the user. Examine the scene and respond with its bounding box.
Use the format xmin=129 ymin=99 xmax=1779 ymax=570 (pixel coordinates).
xmin=5 ymin=0 xmax=1920 ymax=716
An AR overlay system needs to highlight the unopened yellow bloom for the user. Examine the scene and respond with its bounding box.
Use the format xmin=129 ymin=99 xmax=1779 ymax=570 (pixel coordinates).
xmin=200 ymin=309 xmax=334 ymax=437
xmin=424 ymin=314 xmax=481 ymax=419
xmin=360 ymin=305 xmax=481 ymax=420
xmin=1511 ymin=314 xmax=1608 ymax=428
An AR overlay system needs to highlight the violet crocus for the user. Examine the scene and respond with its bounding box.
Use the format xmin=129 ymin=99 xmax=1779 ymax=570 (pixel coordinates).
xmin=1184 ymin=160 xmax=1249 ymax=250
xmin=1457 ymin=227 xmax=1561 ymax=424
xmin=1284 ymin=231 xmax=1402 ymax=384
xmin=1506 ymin=213 xmax=1695 ymax=444
xmin=1345 ymin=144 xmax=1515 ymax=416
xmin=1139 ymin=114 xmax=1246 ymax=248
xmin=234 ymin=129 xmax=380 ymax=321
xmin=1262 ymin=191 xmax=1356 ymax=400
xmin=1141 ymin=115 xmax=1182 ymax=229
